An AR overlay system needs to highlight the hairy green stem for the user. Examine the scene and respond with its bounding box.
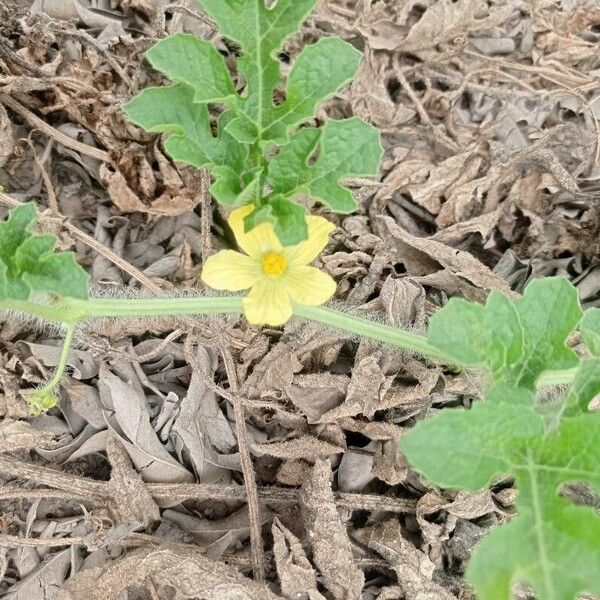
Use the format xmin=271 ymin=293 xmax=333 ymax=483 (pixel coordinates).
xmin=2 ymin=296 xmax=578 ymax=390
xmin=535 ymin=367 xmax=579 ymax=388
xmin=293 ymin=304 xmax=452 ymax=362
xmin=45 ymin=324 xmax=77 ymax=391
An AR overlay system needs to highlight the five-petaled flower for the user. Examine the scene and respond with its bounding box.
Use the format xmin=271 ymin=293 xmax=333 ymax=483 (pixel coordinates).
xmin=201 ymin=206 xmax=336 ymax=326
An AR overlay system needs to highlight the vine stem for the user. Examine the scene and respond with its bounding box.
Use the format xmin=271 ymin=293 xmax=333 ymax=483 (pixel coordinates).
xmin=2 ymin=295 xmax=578 ymax=389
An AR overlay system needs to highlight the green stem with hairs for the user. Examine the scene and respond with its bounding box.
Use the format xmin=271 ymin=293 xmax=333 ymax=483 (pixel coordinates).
xmin=2 ymin=295 xmax=578 ymax=403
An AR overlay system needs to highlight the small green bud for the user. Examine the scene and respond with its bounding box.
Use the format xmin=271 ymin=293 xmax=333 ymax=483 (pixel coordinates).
xmin=26 ymin=388 xmax=59 ymax=415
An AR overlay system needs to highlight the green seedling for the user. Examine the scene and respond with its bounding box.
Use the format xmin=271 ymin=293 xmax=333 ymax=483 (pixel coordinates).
xmin=123 ymin=0 xmax=383 ymax=245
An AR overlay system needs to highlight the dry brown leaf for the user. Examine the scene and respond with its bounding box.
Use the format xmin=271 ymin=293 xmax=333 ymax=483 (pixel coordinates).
xmin=106 ymin=435 xmax=160 ymax=527
xmin=401 ymin=0 xmax=511 ymax=52
xmin=5 ymin=548 xmax=72 ymax=600
xmin=99 ymin=366 xmax=194 ymax=483
xmin=350 ymin=49 xmax=416 ymax=130
xmin=300 ymin=460 xmax=364 ymax=600
xmin=242 ymin=342 xmax=303 ymax=399
xmin=382 ymin=216 xmax=513 ymax=296
xmin=285 ymin=373 xmax=348 ymax=423
xmin=251 ymin=436 xmax=345 ymax=460
xmin=0 ymin=104 xmax=14 ymax=167
xmin=318 ymin=355 xmax=392 ymax=422
xmin=272 ymin=518 xmax=325 ymax=600
xmin=354 ymin=518 xmax=455 ymax=600
xmin=56 ymin=547 xmax=284 ymax=600
xmin=164 ymin=506 xmax=273 ymax=547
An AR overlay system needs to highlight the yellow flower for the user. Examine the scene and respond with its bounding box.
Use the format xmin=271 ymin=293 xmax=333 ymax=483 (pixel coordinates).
xmin=201 ymin=206 xmax=337 ymax=326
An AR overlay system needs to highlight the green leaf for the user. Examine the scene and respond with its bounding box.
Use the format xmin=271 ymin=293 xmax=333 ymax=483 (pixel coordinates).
xmin=263 ymin=37 xmax=362 ymax=140
xmin=400 ymin=384 xmax=543 ymax=490
xmin=146 ymin=34 xmax=236 ymax=104
xmin=24 ymin=253 xmax=89 ymax=301
xmin=197 ymin=0 xmax=320 ymax=139
xmin=401 ymin=386 xmax=600 ymax=599
xmin=0 ymin=202 xmax=37 ymax=265
xmin=267 ymin=118 xmax=383 ymax=213
xmin=123 ymin=84 xmax=247 ymax=174
xmin=427 ymin=278 xmax=582 ymax=388
xmin=0 ymin=203 xmax=89 ymax=301
xmin=427 ymin=297 xmax=486 ymax=365
xmin=580 ymin=308 xmax=600 ymax=357
xmin=125 ymin=0 xmax=383 ymax=244
xmin=566 ymin=357 xmax=600 ymax=413
xmin=468 ymin=505 xmax=600 ymax=600
xmin=244 ymin=196 xmax=308 ymax=246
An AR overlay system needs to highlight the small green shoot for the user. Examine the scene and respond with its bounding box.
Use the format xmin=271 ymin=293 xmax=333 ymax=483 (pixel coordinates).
xmin=0 ymin=203 xmax=89 ymax=302
xmin=123 ymin=0 xmax=383 ymax=245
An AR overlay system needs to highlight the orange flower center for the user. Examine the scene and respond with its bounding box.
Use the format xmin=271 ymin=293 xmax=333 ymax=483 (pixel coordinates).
xmin=262 ymin=252 xmax=288 ymax=276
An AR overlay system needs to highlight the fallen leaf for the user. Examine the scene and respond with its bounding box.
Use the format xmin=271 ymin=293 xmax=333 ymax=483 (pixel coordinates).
xmin=0 ymin=419 xmax=57 ymax=454
xmin=55 ymin=548 xmax=284 ymax=600
xmin=300 ymin=460 xmax=364 ymax=600
xmin=272 ymin=518 xmax=325 ymax=600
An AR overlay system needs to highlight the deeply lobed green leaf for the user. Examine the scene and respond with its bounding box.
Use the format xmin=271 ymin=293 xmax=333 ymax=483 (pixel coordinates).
xmin=123 ymin=0 xmax=382 ymax=245
xmin=0 ymin=204 xmax=89 ymax=301
xmin=427 ymin=278 xmax=582 ymax=388
xmin=401 ymin=383 xmax=600 ymax=599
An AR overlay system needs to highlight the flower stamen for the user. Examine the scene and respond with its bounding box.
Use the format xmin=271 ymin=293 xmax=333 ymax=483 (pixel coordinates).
xmin=262 ymin=252 xmax=288 ymax=276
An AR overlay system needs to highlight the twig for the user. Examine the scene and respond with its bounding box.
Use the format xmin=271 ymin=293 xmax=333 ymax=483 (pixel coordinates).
xmin=0 ymin=93 xmax=110 ymax=163
xmin=0 ymin=457 xmax=417 ymax=513
xmin=0 ymin=534 xmax=89 ymax=548
xmin=395 ymin=69 xmax=460 ymax=153
xmin=199 ymin=169 xmax=213 ymax=264
xmin=221 ymin=345 xmax=266 ymax=581
xmin=25 ymin=134 xmax=59 ymax=214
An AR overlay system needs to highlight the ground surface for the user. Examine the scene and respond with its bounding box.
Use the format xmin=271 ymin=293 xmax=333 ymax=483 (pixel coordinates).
xmin=0 ymin=0 xmax=599 ymax=598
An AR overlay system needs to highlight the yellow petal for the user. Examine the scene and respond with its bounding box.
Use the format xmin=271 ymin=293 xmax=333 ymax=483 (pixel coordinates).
xmin=284 ymin=266 xmax=337 ymax=306
xmin=243 ymin=279 xmax=293 ymax=326
xmin=228 ymin=205 xmax=282 ymax=258
xmin=285 ymin=215 xmax=336 ymax=266
xmin=201 ymin=250 xmax=260 ymax=291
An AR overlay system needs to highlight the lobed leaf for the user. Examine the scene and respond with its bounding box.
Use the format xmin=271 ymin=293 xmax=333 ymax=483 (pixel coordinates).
xmin=124 ymin=0 xmax=382 ymax=245
xmin=146 ymin=34 xmax=237 ymax=104
xmin=0 ymin=204 xmax=89 ymax=301
xmin=427 ymin=278 xmax=582 ymax=388
xmin=401 ymin=384 xmax=600 ymax=599
xmin=267 ymin=118 xmax=383 ymax=214
xmin=580 ymin=308 xmax=600 ymax=357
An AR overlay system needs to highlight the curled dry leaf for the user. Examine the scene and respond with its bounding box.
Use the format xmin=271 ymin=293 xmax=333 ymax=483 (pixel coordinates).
xmin=98 ymin=366 xmax=194 ymax=483
xmin=401 ymin=0 xmax=512 ymax=53
xmin=354 ymin=518 xmax=455 ymax=600
xmin=5 ymin=549 xmax=72 ymax=600
xmin=300 ymin=460 xmax=364 ymax=600
xmin=0 ymin=103 xmax=14 ymax=167
xmin=105 ymin=435 xmax=160 ymax=528
xmin=55 ymin=548 xmax=284 ymax=600
xmin=382 ymin=216 xmax=513 ymax=296
xmin=252 ymin=435 xmax=345 ymax=461
xmin=318 ymin=355 xmax=392 ymax=422
xmin=272 ymin=518 xmax=326 ymax=600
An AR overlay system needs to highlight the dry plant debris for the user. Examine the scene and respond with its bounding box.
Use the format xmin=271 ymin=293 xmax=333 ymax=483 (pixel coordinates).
xmin=0 ymin=0 xmax=600 ymax=598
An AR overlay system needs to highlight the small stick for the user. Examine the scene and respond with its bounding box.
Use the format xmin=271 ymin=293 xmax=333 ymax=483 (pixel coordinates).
xmin=0 ymin=93 xmax=110 ymax=163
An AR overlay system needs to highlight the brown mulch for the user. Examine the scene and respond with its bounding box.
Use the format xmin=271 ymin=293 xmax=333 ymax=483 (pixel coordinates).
xmin=1 ymin=0 xmax=599 ymax=598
